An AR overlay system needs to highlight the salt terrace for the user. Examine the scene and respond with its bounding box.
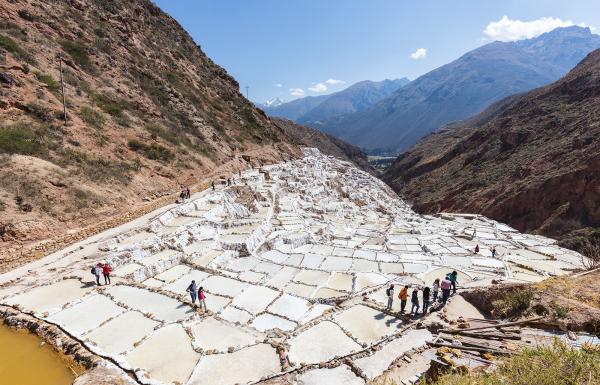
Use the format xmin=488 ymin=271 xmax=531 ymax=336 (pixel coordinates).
xmin=0 ymin=148 xmax=585 ymax=385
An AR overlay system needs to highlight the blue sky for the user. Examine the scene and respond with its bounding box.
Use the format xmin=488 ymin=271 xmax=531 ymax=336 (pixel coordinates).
xmin=153 ymin=0 xmax=600 ymax=103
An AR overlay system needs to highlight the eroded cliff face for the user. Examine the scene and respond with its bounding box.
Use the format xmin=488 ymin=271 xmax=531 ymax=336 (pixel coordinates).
xmin=0 ymin=0 xmax=300 ymax=253
xmin=383 ymin=49 xmax=600 ymax=251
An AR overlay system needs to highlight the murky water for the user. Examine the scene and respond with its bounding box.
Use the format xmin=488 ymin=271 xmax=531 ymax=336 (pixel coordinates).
xmin=0 ymin=323 xmax=75 ymax=385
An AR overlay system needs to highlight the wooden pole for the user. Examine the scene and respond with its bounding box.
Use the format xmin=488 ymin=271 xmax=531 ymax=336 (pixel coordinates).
xmin=59 ymin=54 xmax=67 ymax=125
xmin=439 ymin=317 xmax=543 ymax=334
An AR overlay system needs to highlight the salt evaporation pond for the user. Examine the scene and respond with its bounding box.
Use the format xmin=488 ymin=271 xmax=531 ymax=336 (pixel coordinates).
xmin=0 ymin=323 xmax=76 ymax=385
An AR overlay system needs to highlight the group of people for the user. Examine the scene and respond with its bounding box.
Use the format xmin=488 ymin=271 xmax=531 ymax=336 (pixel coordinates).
xmin=178 ymin=186 xmax=191 ymax=202
xmin=385 ymin=270 xmax=459 ymax=317
xmin=91 ymin=262 xmax=112 ymax=286
xmin=186 ymin=280 xmax=207 ymax=313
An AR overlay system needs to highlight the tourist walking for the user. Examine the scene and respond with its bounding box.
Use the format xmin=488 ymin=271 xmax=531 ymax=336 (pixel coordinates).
xmin=492 ymin=247 xmax=497 ymax=258
xmin=441 ymin=276 xmax=452 ymax=305
xmin=102 ymin=262 xmax=112 ymax=285
xmin=422 ymin=286 xmax=431 ymax=314
xmin=92 ymin=263 xmax=102 ymax=286
xmin=399 ymin=285 xmax=409 ymax=313
xmin=186 ymin=280 xmax=198 ymax=306
xmin=410 ymin=288 xmax=420 ymax=316
xmin=211 ymin=181 xmax=215 ymax=191
xmin=432 ymin=278 xmax=440 ymax=302
xmin=198 ymin=286 xmax=207 ymax=313
xmin=448 ymin=271 xmax=458 ymax=295
xmin=385 ymin=284 xmax=394 ymax=311
xmin=474 ymin=244 xmax=480 ymax=253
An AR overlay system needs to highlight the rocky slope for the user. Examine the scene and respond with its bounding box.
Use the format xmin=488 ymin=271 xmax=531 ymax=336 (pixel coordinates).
xmin=327 ymin=26 xmax=600 ymax=153
xmin=383 ymin=49 xmax=600 ymax=250
xmin=263 ymin=78 xmax=409 ymax=128
xmin=0 ymin=0 xmax=300 ymax=253
xmin=271 ymin=118 xmax=375 ymax=174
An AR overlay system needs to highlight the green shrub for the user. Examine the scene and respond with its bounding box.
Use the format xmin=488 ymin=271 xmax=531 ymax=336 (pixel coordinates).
xmin=24 ymin=103 xmax=52 ymax=122
xmin=0 ymin=34 xmax=35 ymax=64
xmin=60 ymin=40 xmax=95 ymax=73
xmin=0 ymin=124 xmax=46 ymax=156
xmin=92 ymin=93 xmax=125 ymax=116
xmin=79 ymin=106 xmax=104 ymax=128
xmin=128 ymin=139 xmax=174 ymax=162
xmin=35 ymin=73 xmax=60 ymax=93
xmin=492 ymin=288 xmax=534 ymax=318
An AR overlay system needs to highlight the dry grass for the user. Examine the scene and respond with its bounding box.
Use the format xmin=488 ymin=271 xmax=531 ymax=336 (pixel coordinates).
xmin=422 ymin=340 xmax=600 ymax=385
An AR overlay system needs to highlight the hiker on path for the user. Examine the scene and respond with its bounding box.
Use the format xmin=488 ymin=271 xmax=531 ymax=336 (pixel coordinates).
xmin=185 ymin=187 xmax=191 ymax=199
xmin=92 ymin=263 xmax=102 ymax=286
xmin=422 ymin=286 xmax=431 ymax=314
xmin=410 ymin=288 xmax=420 ymax=316
xmin=475 ymin=244 xmax=480 ymax=253
xmin=492 ymin=247 xmax=497 ymax=258
xmin=399 ymin=285 xmax=409 ymax=313
xmin=448 ymin=270 xmax=458 ymax=295
xmin=432 ymin=278 xmax=440 ymax=303
xmin=186 ymin=280 xmax=198 ymax=306
xmin=102 ymin=262 xmax=112 ymax=285
xmin=385 ymin=284 xmax=394 ymax=311
xmin=198 ymin=286 xmax=207 ymax=313
xmin=211 ymin=181 xmax=215 ymax=191
xmin=441 ymin=276 xmax=452 ymax=305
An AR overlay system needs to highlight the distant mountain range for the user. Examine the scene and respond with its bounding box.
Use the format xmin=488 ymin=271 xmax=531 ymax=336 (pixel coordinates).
xmin=322 ymin=26 xmax=600 ymax=153
xmin=260 ymin=78 xmax=410 ymax=127
xmin=383 ymin=48 xmax=600 ymax=252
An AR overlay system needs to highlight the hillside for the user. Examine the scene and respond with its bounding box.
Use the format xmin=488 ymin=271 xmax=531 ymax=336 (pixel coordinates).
xmin=0 ymin=0 xmax=300 ymax=256
xmin=271 ymin=118 xmax=375 ymax=174
xmin=383 ymin=49 xmax=600 ymax=251
xmin=263 ymin=78 xmax=409 ymax=127
xmin=326 ymin=26 xmax=600 ymax=153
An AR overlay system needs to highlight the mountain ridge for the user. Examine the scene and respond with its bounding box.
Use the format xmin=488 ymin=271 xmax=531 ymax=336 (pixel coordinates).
xmin=327 ymin=26 xmax=600 ymax=153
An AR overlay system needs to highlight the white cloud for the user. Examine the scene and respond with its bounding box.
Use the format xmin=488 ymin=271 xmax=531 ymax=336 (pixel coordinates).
xmin=483 ymin=16 xmax=581 ymax=42
xmin=410 ymin=48 xmax=427 ymax=60
xmin=289 ymin=88 xmax=305 ymax=97
xmin=325 ymin=78 xmax=345 ymax=85
xmin=274 ymin=83 xmax=283 ymax=88
xmin=308 ymin=83 xmax=328 ymax=93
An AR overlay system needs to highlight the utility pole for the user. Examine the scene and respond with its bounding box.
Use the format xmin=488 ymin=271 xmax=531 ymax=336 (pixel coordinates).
xmin=59 ymin=54 xmax=67 ymax=125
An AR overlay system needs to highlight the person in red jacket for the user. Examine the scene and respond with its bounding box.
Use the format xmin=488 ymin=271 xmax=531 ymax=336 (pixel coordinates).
xmin=198 ymin=286 xmax=207 ymax=313
xmin=102 ymin=262 xmax=112 ymax=285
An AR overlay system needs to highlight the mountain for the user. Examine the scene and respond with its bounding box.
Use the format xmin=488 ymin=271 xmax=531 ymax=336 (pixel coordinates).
xmin=263 ymin=78 xmax=409 ymax=125
xmin=256 ymin=97 xmax=283 ymax=109
xmin=271 ymin=118 xmax=375 ymax=174
xmin=327 ymin=26 xmax=600 ymax=153
xmin=0 ymin=0 xmax=300 ymax=252
xmin=262 ymin=94 xmax=331 ymax=121
xmin=383 ymin=48 xmax=600 ymax=252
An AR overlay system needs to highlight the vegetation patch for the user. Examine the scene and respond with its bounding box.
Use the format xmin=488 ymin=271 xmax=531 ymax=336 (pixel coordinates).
xmin=0 ymin=124 xmax=47 ymax=156
xmin=91 ymin=92 xmax=126 ymax=116
xmin=35 ymin=73 xmax=61 ymax=93
xmin=57 ymin=149 xmax=137 ymax=184
xmin=491 ymin=288 xmax=534 ymax=318
xmin=0 ymin=33 xmax=35 ymax=64
xmin=424 ymin=340 xmax=600 ymax=385
xmin=79 ymin=106 xmax=105 ymax=129
xmin=60 ymin=40 xmax=95 ymax=73
xmin=128 ymin=139 xmax=174 ymax=162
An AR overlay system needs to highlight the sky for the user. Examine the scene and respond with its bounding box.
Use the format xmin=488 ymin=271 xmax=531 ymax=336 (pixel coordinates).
xmin=153 ymin=0 xmax=600 ymax=103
